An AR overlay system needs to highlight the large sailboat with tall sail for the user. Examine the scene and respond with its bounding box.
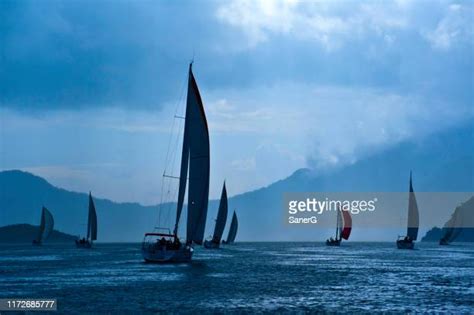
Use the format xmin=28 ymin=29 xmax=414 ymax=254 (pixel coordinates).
xmin=32 ymin=206 xmax=54 ymax=245
xmin=76 ymin=192 xmax=98 ymax=248
xmin=141 ymin=63 xmax=210 ymax=263
xmin=396 ymin=172 xmax=419 ymax=249
xmin=326 ymin=206 xmax=352 ymax=246
xmin=222 ymin=211 xmax=238 ymax=244
xmin=204 ymin=182 xmax=228 ymax=249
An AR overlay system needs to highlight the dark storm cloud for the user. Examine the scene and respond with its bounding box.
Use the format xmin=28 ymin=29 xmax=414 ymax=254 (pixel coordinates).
xmin=0 ymin=0 xmax=472 ymax=111
xmin=0 ymin=1 xmax=227 ymax=109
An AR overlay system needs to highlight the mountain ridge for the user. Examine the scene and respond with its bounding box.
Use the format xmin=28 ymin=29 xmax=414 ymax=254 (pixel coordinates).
xmin=1 ymin=124 xmax=473 ymax=242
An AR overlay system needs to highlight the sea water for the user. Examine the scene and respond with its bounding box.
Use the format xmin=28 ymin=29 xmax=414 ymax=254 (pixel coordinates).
xmin=1 ymin=242 xmax=473 ymax=313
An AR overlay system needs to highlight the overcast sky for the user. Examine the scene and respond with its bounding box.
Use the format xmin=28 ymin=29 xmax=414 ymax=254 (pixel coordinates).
xmin=1 ymin=0 xmax=473 ymax=204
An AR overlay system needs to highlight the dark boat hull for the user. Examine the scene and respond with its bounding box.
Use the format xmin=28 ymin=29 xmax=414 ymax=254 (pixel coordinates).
xmin=204 ymin=240 xmax=220 ymax=249
xmin=439 ymin=239 xmax=449 ymax=245
xmin=396 ymin=239 xmax=415 ymax=249
xmin=75 ymin=240 xmax=92 ymax=248
xmin=326 ymin=239 xmax=341 ymax=246
xmin=142 ymin=245 xmax=193 ymax=263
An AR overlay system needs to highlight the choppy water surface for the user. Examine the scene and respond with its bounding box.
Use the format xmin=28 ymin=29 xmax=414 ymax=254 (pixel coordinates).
xmin=1 ymin=242 xmax=473 ymax=313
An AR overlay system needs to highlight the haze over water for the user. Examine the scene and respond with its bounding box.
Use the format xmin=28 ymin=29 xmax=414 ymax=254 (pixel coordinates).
xmin=1 ymin=243 xmax=473 ymax=313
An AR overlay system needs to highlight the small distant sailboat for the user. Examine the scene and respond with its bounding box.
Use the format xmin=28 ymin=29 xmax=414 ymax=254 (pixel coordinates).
xmin=142 ymin=63 xmax=210 ymax=263
xmin=222 ymin=211 xmax=238 ymax=244
xmin=439 ymin=210 xmax=461 ymax=245
xmin=396 ymin=172 xmax=419 ymax=249
xmin=204 ymin=182 xmax=228 ymax=249
xmin=326 ymin=206 xmax=352 ymax=246
xmin=75 ymin=192 xmax=98 ymax=248
xmin=32 ymin=206 xmax=54 ymax=245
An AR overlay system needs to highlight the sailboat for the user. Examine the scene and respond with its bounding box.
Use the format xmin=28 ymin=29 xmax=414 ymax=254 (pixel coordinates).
xmin=222 ymin=211 xmax=238 ymax=244
xmin=142 ymin=63 xmax=210 ymax=263
xmin=326 ymin=206 xmax=352 ymax=246
xmin=439 ymin=210 xmax=461 ymax=245
xmin=75 ymin=192 xmax=98 ymax=248
xmin=396 ymin=172 xmax=419 ymax=249
xmin=204 ymin=182 xmax=228 ymax=249
xmin=32 ymin=206 xmax=54 ymax=245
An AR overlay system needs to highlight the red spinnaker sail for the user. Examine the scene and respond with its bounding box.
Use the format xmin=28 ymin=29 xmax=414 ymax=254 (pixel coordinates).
xmin=341 ymin=209 xmax=352 ymax=240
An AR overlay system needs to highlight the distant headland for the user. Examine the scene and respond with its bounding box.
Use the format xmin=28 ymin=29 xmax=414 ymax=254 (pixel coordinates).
xmin=0 ymin=224 xmax=77 ymax=243
xmin=422 ymin=226 xmax=474 ymax=242
xmin=422 ymin=196 xmax=474 ymax=242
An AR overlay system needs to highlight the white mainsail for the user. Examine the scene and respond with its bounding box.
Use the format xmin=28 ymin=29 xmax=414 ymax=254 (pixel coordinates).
xmin=173 ymin=63 xmax=210 ymax=245
xmin=87 ymin=192 xmax=98 ymax=241
xmin=406 ymin=172 xmax=419 ymax=240
xmin=336 ymin=208 xmax=343 ymax=240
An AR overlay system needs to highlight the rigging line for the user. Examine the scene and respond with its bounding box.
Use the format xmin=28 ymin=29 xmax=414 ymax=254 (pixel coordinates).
xmin=164 ymin=173 xmax=180 ymax=228
xmin=157 ymin=172 xmax=166 ymax=229
xmin=169 ymin=180 xmax=181 ymax=235
xmin=165 ymin=102 xmax=185 ymax=199
xmin=158 ymin=138 xmax=176 ymax=229
xmin=162 ymin=70 xmax=187 ymax=178
xmin=166 ymin=113 xmax=185 ymax=200
xmin=159 ymin=64 xmax=188 ymax=230
xmin=168 ymin=122 xmax=183 ymax=178
xmin=164 ymin=175 xmax=179 ymax=229
xmin=163 ymin=174 xmax=194 ymax=180
xmin=165 ymin=136 xmax=182 ymax=226
xmin=164 ymin=121 xmax=181 ymax=208
xmin=163 ymin=174 xmax=180 ymax=179
xmin=163 ymin=95 xmax=186 ymax=228
xmin=162 ymin=70 xmax=187 ymax=180
xmin=157 ymin=69 xmax=187 ymax=229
